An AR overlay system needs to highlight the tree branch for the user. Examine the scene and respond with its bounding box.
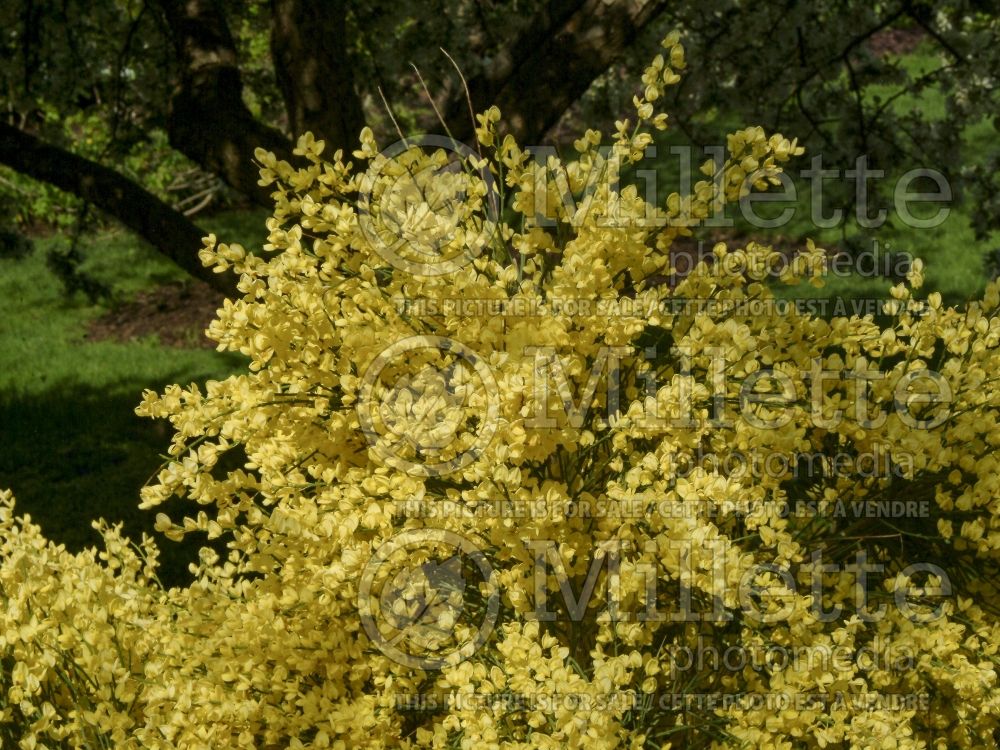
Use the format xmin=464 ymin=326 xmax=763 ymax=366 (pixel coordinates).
xmin=0 ymin=121 xmax=236 ymax=296
xmin=155 ymin=0 xmax=294 ymax=207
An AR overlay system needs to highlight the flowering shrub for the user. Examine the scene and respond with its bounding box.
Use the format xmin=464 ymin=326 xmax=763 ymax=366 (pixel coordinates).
xmin=4 ymin=34 xmax=1000 ymax=749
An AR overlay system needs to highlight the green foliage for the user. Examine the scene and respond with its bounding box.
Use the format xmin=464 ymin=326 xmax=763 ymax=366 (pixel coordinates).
xmin=643 ymin=2 xmax=1000 ymax=235
xmin=231 ymin=0 xmax=286 ymax=123
xmin=0 ymin=0 xmax=225 ymax=228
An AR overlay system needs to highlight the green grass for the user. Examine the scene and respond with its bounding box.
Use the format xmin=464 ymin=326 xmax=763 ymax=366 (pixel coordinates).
xmin=0 ymin=209 xmax=266 ymax=585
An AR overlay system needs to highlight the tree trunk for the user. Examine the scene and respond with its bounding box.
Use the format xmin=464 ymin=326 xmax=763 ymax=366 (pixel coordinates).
xmin=0 ymin=121 xmax=237 ymax=296
xmin=270 ymin=0 xmax=364 ymax=151
xmin=156 ymin=0 xmax=294 ymax=207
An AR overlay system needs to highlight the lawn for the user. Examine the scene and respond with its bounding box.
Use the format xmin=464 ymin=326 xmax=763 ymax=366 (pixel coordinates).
xmin=0 ymin=210 xmax=265 ymax=585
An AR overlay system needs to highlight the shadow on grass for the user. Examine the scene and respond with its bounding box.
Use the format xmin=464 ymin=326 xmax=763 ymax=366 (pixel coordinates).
xmin=0 ymin=372 xmax=238 ymax=588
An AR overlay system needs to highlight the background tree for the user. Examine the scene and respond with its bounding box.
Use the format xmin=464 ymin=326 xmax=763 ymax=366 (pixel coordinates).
xmin=0 ymin=0 xmax=998 ymax=292
xmin=652 ymin=1 xmax=1000 ymax=238
xmin=0 ymin=0 xmax=671 ymax=291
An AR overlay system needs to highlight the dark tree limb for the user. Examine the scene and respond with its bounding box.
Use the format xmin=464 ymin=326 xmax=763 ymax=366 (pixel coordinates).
xmin=449 ymin=0 xmax=669 ymax=144
xmin=270 ymin=0 xmax=364 ymax=151
xmin=155 ymin=0 xmax=294 ymax=207
xmin=0 ymin=121 xmax=236 ymax=296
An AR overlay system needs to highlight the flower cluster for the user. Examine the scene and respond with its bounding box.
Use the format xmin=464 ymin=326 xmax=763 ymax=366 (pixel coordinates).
xmin=4 ymin=34 xmax=1000 ymax=749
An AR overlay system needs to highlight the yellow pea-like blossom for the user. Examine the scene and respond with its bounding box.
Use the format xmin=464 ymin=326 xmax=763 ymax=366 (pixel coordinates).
xmin=2 ymin=33 xmax=1000 ymax=750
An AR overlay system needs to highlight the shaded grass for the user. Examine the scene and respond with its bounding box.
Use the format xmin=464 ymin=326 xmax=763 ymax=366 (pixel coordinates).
xmin=0 ymin=209 xmax=265 ymax=585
